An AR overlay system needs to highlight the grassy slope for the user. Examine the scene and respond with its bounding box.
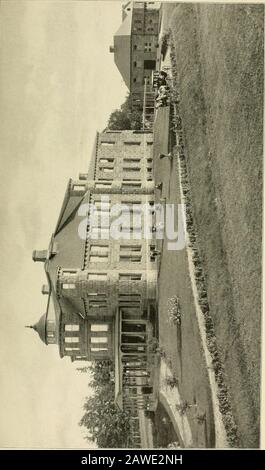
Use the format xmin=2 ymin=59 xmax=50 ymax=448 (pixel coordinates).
xmin=163 ymin=3 xmax=263 ymax=447
xmin=153 ymin=108 xmax=215 ymax=448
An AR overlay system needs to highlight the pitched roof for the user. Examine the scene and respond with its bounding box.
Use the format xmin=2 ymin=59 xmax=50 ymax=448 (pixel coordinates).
xmin=113 ymin=12 xmax=132 ymax=89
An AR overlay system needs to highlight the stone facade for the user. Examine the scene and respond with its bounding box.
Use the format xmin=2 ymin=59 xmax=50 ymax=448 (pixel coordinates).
xmin=110 ymin=2 xmax=161 ymax=113
xmin=31 ymin=129 xmax=159 ymax=419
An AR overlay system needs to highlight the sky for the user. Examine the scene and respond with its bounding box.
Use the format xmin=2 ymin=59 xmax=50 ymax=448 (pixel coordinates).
xmin=0 ymin=0 xmax=127 ymax=449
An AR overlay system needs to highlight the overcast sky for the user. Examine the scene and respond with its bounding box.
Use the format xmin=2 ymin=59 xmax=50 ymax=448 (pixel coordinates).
xmin=0 ymin=0 xmax=127 ymax=448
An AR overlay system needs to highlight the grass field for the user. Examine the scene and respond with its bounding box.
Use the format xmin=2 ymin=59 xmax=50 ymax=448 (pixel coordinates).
xmin=161 ymin=3 xmax=263 ymax=447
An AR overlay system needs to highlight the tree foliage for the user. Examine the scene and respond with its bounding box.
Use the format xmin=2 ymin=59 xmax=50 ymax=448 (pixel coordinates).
xmin=108 ymin=94 xmax=142 ymax=131
xmin=79 ymin=360 xmax=131 ymax=448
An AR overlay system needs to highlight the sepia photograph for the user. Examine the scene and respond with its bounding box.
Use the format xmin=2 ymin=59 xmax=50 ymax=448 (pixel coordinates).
xmin=0 ymin=0 xmax=263 ymax=451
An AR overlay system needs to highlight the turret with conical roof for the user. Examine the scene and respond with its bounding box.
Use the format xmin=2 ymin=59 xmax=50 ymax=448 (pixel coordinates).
xmin=26 ymin=313 xmax=57 ymax=345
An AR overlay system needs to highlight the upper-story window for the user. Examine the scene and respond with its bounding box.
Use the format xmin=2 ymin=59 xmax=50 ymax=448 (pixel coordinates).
xmin=91 ymin=337 xmax=108 ymax=344
xmin=119 ymin=273 xmax=142 ymax=281
xmin=62 ymin=283 xmax=75 ymax=289
xmin=91 ymin=324 xmax=109 ymax=332
xmin=88 ymin=273 xmax=107 ymax=281
xmin=122 ymin=182 xmax=141 ymax=189
xmin=90 ymin=244 xmax=109 ymax=254
xmin=73 ymin=184 xmax=86 ymax=192
xmin=101 ymin=141 xmax=115 ymax=146
xmin=121 ymin=201 xmax=142 ymax=212
xmin=99 ymin=158 xmax=114 ymax=164
xmin=65 ymin=337 xmax=79 ymax=343
xmin=120 ymin=245 xmax=141 ymax=252
xmin=144 ymin=42 xmax=152 ymax=52
xmin=63 ymin=270 xmax=77 ymax=275
xmin=89 ymin=301 xmax=107 ymax=309
xmin=91 ymin=347 xmax=108 ymax=352
xmin=87 ymin=292 xmax=107 ymax=297
xmin=124 ymin=158 xmax=141 ymax=163
xmin=65 ymin=325 xmax=80 ymax=332
xmin=124 ymin=141 xmax=141 ymax=145
xmin=101 ymin=168 xmax=113 ymax=174
xmin=120 ymin=254 xmax=142 ymax=263
xmin=123 ymin=167 xmax=141 ymax=172
xmin=89 ymin=255 xmax=108 ymax=263
xmin=95 ymin=182 xmax=112 ymax=188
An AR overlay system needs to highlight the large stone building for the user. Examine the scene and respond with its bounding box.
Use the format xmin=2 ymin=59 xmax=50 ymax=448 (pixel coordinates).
xmin=110 ymin=1 xmax=161 ymax=114
xmin=29 ymin=129 xmax=159 ymax=444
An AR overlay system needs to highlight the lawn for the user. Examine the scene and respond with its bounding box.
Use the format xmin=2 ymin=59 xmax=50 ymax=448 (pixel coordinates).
xmin=161 ymin=3 xmax=263 ymax=447
xmin=153 ymin=107 xmax=215 ymax=448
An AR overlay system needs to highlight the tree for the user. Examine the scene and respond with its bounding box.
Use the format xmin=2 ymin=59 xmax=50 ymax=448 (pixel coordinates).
xmin=79 ymin=360 xmax=131 ymax=448
xmin=108 ymin=109 xmax=132 ymax=130
xmin=108 ymin=94 xmax=142 ymax=131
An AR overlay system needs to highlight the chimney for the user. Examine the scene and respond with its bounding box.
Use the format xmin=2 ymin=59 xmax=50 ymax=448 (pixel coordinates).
xmin=32 ymin=250 xmax=47 ymax=262
xmin=42 ymin=284 xmax=49 ymax=295
xmin=79 ymin=173 xmax=88 ymax=181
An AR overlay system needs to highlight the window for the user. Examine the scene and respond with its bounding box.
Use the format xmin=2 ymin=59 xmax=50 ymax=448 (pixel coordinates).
xmin=65 ymin=325 xmax=80 ymax=332
xmin=123 ymin=177 xmax=141 ymax=182
xmin=65 ymin=337 xmax=79 ymax=343
xmin=93 ymin=200 xmax=111 ymax=211
xmin=90 ymin=228 xmax=110 ymax=239
xmin=62 ymin=283 xmax=75 ymax=289
xmin=95 ymin=182 xmax=112 ymax=188
xmin=119 ymin=273 xmax=142 ymax=281
xmin=122 ymin=182 xmax=141 ymax=188
xmin=90 ymin=245 xmax=109 ymax=254
xmin=120 ymin=245 xmax=141 ymax=252
xmin=99 ymin=158 xmax=114 ymax=164
xmin=88 ymin=273 xmax=107 ymax=281
xmin=89 ymin=300 xmax=107 ymax=308
xmin=124 ymin=158 xmax=141 ymax=163
xmin=123 ymin=167 xmax=141 ymax=172
xmin=91 ymin=347 xmax=108 ymax=352
xmin=73 ymin=185 xmax=86 ymax=192
xmin=91 ymin=337 xmax=108 ymax=344
xmin=120 ymin=255 xmax=142 ymax=263
xmin=121 ymin=201 xmax=142 ymax=212
xmin=144 ymin=42 xmax=152 ymax=52
xmin=87 ymin=292 xmax=107 ymax=298
xmin=119 ymin=294 xmax=141 ymax=299
xmin=65 ymin=347 xmax=80 ymax=351
xmin=89 ymin=255 xmax=108 ymax=263
xmin=101 ymin=141 xmax=114 ymax=146
xmin=91 ymin=324 xmax=109 ymax=332
xmin=124 ymin=141 xmax=141 ymax=145
xmin=101 ymin=168 xmax=113 ymax=174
